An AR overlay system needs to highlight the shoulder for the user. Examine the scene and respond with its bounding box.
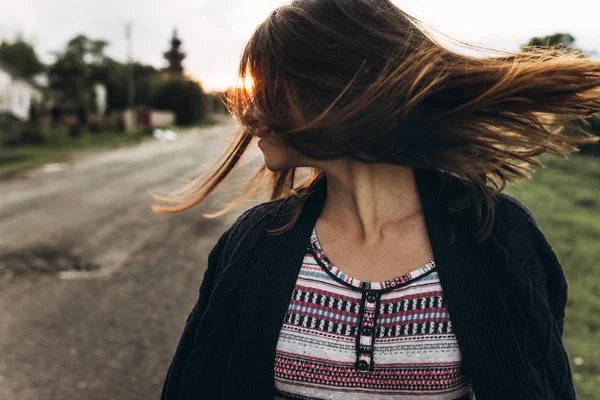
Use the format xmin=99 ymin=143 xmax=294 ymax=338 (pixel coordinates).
xmin=228 ymin=196 xmax=293 ymax=233
xmin=490 ymin=192 xmax=558 ymax=267
xmin=491 ymin=193 xmax=563 ymax=282
xmin=492 ymin=192 xmax=542 ymax=239
xmin=212 ymin=196 xmax=294 ymax=255
xmin=491 ymin=193 xmax=568 ymax=336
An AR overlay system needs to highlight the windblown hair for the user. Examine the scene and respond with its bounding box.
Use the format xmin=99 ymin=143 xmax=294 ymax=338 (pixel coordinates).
xmin=153 ymin=0 xmax=600 ymax=241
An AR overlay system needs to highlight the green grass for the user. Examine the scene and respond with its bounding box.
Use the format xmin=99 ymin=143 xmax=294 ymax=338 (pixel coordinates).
xmin=505 ymin=154 xmax=600 ymax=399
xmin=0 ymin=129 xmax=150 ymax=179
xmin=0 ymin=117 xmax=220 ymax=179
xmin=0 ymin=148 xmax=70 ymax=177
xmin=0 ymin=117 xmax=222 ymax=179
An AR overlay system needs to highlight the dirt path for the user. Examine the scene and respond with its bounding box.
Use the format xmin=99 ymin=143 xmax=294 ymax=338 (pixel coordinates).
xmin=0 ymin=122 xmax=263 ymax=399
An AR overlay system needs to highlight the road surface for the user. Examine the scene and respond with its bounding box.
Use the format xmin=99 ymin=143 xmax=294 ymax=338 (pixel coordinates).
xmin=0 ymin=122 xmax=264 ymax=400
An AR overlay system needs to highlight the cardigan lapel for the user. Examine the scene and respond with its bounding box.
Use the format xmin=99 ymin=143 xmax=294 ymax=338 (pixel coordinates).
xmin=413 ymin=168 xmax=539 ymax=399
xmin=220 ymin=177 xmax=328 ymax=399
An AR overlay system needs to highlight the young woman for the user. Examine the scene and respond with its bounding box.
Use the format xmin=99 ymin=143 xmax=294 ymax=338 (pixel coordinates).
xmin=158 ymin=1 xmax=600 ymax=399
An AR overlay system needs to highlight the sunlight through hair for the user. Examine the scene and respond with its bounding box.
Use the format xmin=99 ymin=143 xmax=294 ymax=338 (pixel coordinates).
xmin=153 ymin=0 xmax=600 ymax=241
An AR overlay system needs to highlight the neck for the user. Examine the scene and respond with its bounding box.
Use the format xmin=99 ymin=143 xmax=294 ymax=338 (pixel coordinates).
xmin=315 ymin=160 xmax=422 ymax=238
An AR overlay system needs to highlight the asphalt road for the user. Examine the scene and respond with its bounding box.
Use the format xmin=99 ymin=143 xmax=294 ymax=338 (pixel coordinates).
xmin=0 ymin=122 xmax=263 ymax=400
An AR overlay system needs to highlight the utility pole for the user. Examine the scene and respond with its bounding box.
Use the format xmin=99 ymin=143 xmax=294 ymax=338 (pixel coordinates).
xmin=125 ymin=22 xmax=136 ymax=132
xmin=125 ymin=22 xmax=135 ymax=110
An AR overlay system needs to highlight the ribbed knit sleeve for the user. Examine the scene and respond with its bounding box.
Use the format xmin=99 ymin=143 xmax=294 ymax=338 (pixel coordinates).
xmin=160 ymin=225 xmax=232 ymax=400
xmin=495 ymin=194 xmax=569 ymax=337
xmin=504 ymin=219 xmax=568 ymax=337
xmin=503 ymin=219 xmax=575 ymax=399
xmin=160 ymin=205 xmax=271 ymax=400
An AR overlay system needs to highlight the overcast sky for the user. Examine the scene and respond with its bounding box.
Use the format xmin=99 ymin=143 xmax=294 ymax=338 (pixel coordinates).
xmin=1 ymin=0 xmax=599 ymax=91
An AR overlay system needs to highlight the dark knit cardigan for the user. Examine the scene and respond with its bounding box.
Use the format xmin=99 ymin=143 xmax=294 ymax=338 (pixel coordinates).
xmin=161 ymin=168 xmax=576 ymax=400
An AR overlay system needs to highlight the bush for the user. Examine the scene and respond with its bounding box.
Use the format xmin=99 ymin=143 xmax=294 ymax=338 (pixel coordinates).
xmin=19 ymin=127 xmax=44 ymax=145
xmin=28 ymin=103 xmax=39 ymax=122
xmin=89 ymin=123 xmax=103 ymax=134
xmin=0 ymin=113 xmax=44 ymax=146
xmin=76 ymin=106 xmax=88 ymax=126
xmin=1 ymin=124 xmax=44 ymax=147
xmin=152 ymin=77 xmax=206 ymax=125
xmin=50 ymin=106 xmax=62 ymax=126
xmin=117 ymin=118 xmax=125 ymax=133
xmin=0 ymin=112 xmax=20 ymax=145
xmin=69 ymin=125 xmax=82 ymax=138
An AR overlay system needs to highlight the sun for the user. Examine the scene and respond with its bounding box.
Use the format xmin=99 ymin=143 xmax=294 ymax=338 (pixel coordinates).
xmin=237 ymin=74 xmax=255 ymax=93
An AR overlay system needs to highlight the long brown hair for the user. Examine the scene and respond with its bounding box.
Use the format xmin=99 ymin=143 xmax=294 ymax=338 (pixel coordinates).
xmin=153 ymin=0 xmax=600 ymax=241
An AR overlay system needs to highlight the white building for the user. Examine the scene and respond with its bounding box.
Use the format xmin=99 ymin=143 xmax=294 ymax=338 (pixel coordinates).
xmin=93 ymin=83 xmax=107 ymax=116
xmin=0 ymin=61 xmax=43 ymax=120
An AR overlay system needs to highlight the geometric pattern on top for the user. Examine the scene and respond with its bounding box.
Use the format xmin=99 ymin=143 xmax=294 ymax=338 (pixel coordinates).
xmin=273 ymin=226 xmax=476 ymax=400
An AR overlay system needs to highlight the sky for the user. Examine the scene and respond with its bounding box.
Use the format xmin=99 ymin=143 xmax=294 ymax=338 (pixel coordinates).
xmin=1 ymin=0 xmax=599 ymax=91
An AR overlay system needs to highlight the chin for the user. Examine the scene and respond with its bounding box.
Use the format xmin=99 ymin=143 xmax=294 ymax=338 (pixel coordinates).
xmin=258 ymin=140 xmax=291 ymax=171
xmin=263 ymin=158 xmax=292 ymax=172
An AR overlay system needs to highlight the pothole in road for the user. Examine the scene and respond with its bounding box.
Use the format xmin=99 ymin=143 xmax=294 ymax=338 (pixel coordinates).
xmin=0 ymin=244 xmax=100 ymax=278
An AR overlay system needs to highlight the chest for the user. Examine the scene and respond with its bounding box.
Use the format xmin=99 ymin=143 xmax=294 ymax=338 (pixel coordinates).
xmin=208 ymin=210 xmax=541 ymax=399
xmin=272 ymin=238 xmax=475 ymax=399
xmin=313 ymin=215 xmax=434 ymax=282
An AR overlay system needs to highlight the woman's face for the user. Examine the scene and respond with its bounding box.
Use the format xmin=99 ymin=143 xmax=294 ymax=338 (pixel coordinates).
xmin=257 ymin=132 xmax=310 ymax=171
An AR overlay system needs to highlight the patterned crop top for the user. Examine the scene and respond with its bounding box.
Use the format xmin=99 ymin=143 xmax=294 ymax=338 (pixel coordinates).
xmin=273 ymin=226 xmax=476 ymax=400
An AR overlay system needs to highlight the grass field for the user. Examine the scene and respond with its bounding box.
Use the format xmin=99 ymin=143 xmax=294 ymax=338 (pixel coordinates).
xmin=0 ymin=130 xmax=150 ymax=179
xmin=0 ymin=119 xmax=217 ymax=179
xmin=505 ymin=154 xmax=600 ymax=399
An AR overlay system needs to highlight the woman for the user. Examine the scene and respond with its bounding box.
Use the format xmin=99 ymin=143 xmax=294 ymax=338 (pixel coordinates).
xmin=158 ymin=1 xmax=600 ymax=399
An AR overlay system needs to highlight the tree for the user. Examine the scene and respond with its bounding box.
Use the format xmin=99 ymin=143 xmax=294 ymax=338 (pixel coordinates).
xmin=522 ymin=33 xmax=599 ymax=155
xmin=132 ymin=63 xmax=161 ymax=108
xmin=153 ymin=77 xmax=205 ymax=125
xmin=93 ymin=59 xmax=160 ymax=113
xmin=163 ymin=29 xmax=186 ymax=75
xmin=48 ymin=35 xmax=109 ymax=112
xmin=48 ymin=35 xmax=141 ymax=116
xmin=521 ymin=33 xmax=587 ymax=56
xmin=0 ymin=37 xmax=45 ymax=78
